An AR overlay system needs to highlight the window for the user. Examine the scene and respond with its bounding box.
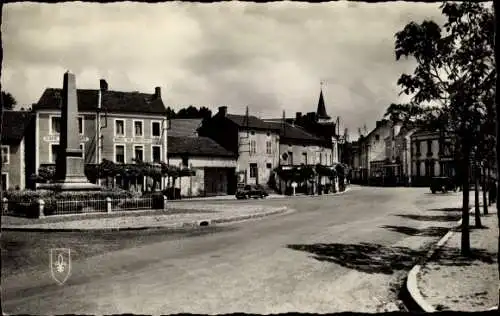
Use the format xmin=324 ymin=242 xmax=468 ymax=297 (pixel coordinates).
xmin=288 ymin=152 xmax=293 ymax=165
xmin=79 ymin=143 xmax=85 ymax=159
xmin=115 ymin=119 xmax=125 ymax=137
xmin=427 ymin=140 xmax=432 ymax=153
xmin=249 ymin=163 xmax=258 ymax=178
xmin=152 ymin=145 xmax=162 ymax=162
xmin=151 ymin=121 xmax=161 ymax=137
xmin=78 ymin=117 xmax=84 ymax=135
xmin=250 ymin=140 xmax=257 ymax=154
xmin=302 ymin=152 xmax=308 ymax=165
xmin=1 ymin=173 xmax=7 ymax=191
xmin=134 ymin=145 xmax=144 ymax=163
xmin=115 ymin=145 xmax=125 ymax=163
xmin=250 ymin=131 xmax=255 ymax=135
xmin=50 ymin=144 xmax=60 ymax=163
xmin=182 ymin=156 xmax=189 ymax=167
xmin=50 ymin=116 xmax=83 ymax=134
xmin=375 ymin=134 xmax=380 ymax=141
xmin=50 ymin=116 xmax=61 ymax=134
xmin=134 ymin=120 xmax=143 ymax=137
xmin=425 ymin=160 xmax=431 ymax=177
xmin=266 ymin=163 xmax=272 ymax=169
xmin=266 ymin=132 xmax=271 ymax=137
xmin=416 ymin=141 xmax=421 ymax=154
xmin=319 ymin=152 xmax=323 ymax=165
xmin=266 ymin=141 xmax=272 ymax=155
xmin=1 ymin=145 xmax=9 ymax=164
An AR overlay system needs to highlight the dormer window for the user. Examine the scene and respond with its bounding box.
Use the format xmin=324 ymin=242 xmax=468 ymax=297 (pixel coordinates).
xmin=375 ymin=134 xmax=380 ymax=141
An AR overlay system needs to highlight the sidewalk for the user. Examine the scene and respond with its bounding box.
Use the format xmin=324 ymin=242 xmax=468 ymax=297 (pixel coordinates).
xmin=417 ymin=209 xmax=499 ymax=311
xmin=2 ymin=204 xmax=292 ymax=231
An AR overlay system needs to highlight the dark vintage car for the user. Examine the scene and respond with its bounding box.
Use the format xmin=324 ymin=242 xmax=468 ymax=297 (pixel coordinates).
xmin=235 ymin=184 xmax=269 ymax=200
xmin=430 ymin=176 xmax=457 ymax=194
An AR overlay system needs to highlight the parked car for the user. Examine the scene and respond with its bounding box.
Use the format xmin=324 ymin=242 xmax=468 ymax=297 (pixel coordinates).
xmin=430 ymin=176 xmax=457 ymax=194
xmin=235 ymin=184 xmax=269 ymax=199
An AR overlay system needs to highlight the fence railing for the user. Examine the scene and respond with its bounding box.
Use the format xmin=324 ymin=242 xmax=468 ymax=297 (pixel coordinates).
xmin=55 ymin=199 xmax=109 ymax=215
xmin=2 ymin=195 xmax=167 ymax=218
xmin=111 ymin=197 xmax=152 ymax=212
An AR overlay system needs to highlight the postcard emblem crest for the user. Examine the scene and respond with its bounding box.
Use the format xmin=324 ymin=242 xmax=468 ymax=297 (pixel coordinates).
xmin=50 ymin=248 xmax=71 ymax=285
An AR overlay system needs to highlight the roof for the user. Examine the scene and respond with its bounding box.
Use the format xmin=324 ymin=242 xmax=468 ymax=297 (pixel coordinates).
xmin=168 ymin=136 xmax=237 ymax=158
xmin=1 ymin=110 xmax=35 ymax=143
xmin=168 ymin=119 xmax=203 ymax=137
xmin=316 ymin=89 xmax=331 ymax=119
xmin=34 ymin=88 xmax=168 ymax=115
xmin=264 ymin=120 xmax=323 ymax=142
xmin=225 ymin=114 xmax=280 ymax=131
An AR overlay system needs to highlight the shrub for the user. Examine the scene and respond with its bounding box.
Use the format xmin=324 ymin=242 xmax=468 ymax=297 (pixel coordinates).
xmin=142 ymin=191 xmax=166 ymax=209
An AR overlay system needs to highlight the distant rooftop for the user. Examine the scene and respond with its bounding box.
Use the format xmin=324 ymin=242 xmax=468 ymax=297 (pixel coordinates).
xmin=34 ymin=84 xmax=167 ymax=115
xmin=168 ymin=119 xmax=203 ymax=137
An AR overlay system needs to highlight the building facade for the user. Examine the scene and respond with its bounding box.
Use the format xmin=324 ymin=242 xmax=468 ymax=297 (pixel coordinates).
xmin=198 ymin=106 xmax=281 ymax=187
xmin=1 ymin=111 xmax=35 ymax=191
xmin=167 ymin=118 xmax=238 ymax=197
xmin=30 ymin=79 xmax=169 ymax=190
xmin=410 ymin=129 xmax=456 ymax=186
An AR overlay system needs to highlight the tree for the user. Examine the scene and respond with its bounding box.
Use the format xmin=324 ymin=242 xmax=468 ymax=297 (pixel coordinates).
xmin=389 ymin=2 xmax=495 ymax=255
xmin=166 ymin=105 xmax=213 ymax=120
xmin=1 ymin=91 xmax=16 ymax=110
xmin=166 ymin=106 xmax=176 ymax=119
xmin=493 ymin=1 xmax=500 ymax=305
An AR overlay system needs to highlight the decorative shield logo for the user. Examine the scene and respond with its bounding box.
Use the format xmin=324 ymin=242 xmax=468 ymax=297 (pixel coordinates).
xmin=50 ymin=248 xmax=71 ymax=285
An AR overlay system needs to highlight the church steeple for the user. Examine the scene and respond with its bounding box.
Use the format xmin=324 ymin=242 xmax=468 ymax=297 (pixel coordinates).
xmin=317 ymin=81 xmax=331 ymax=120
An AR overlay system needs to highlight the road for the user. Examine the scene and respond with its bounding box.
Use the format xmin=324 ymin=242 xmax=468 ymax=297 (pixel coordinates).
xmin=1 ymin=186 xmax=466 ymax=314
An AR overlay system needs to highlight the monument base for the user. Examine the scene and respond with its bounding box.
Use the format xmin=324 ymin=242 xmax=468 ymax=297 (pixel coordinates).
xmin=38 ymin=180 xmax=102 ymax=192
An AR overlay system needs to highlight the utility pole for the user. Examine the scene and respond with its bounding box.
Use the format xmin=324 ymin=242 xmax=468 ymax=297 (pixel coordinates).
xmin=0 ymin=89 xmax=5 ymax=211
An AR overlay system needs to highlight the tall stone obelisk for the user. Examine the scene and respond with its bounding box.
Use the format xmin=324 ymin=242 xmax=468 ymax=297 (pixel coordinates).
xmin=41 ymin=71 xmax=101 ymax=192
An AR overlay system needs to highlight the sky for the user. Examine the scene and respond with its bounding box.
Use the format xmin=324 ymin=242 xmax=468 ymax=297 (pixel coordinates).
xmin=1 ymin=1 xmax=448 ymax=139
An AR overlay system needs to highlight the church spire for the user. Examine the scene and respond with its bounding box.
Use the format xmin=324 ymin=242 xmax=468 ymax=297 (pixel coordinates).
xmin=317 ymin=81 xmax=331 ymax=120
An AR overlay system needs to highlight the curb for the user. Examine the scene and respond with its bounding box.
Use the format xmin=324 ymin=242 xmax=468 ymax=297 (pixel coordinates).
xmin=169 ymin=186 xmax=352 ymax=202
xmin=405 ymin=206 xmax=484 ymax=312
xmin=1 ymin=206 xmax=290 ymax=232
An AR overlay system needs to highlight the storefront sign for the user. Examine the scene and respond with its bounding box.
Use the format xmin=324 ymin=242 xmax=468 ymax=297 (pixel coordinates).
xmin=43 ymin=135 xmax=89 ymax=142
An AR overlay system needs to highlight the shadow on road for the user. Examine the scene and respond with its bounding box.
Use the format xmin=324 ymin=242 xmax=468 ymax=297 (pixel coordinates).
xmin=393 ymin=214 xmax=461 ymax=222
xmin=426 ymin=207 xmax=462 ymax=212
xmin=430 ymin=247 xmax=497 ymax=266
xmin=287 ymin=242 xmax=426 ymax=275
xmin=381 ymin=225 xmax=450 ymax=237
xmin=1 ymin=226 xmax=237 ymax=276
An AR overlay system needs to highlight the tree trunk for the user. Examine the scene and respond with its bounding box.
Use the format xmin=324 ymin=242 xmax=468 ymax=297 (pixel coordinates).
xmin=461 ymin=150 xmax=471 ymax=256
xmin=482 ymin=165 xmax=488 ymax=215
xmin=494 ymin=2 xmax=500 ymax=306
xmin=474 ymin=164 xmax=482 ymax=228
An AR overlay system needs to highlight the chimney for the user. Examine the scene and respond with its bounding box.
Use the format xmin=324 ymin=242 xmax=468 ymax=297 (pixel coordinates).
xmin=296 ymin=112 xmax=302 ymax=120
xmin=218 ymin=106 xmax=227 ymax=117
xmin=100 ymin=79 xmax=108 ymax=91
xmin=155 ymin=87 xmax=161 ymax=99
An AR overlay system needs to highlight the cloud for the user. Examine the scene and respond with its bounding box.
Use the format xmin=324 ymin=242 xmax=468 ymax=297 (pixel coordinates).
xmin=1 ymin=1 xmax=445 ymax=135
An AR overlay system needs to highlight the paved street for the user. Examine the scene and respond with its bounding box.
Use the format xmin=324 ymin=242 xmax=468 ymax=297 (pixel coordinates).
xmin=2 ymin=186 xmax=466 ymax=314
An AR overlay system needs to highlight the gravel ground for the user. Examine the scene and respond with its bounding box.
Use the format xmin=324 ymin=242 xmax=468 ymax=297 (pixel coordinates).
xmin=418 ymin=210 xmax=499 ymax=312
